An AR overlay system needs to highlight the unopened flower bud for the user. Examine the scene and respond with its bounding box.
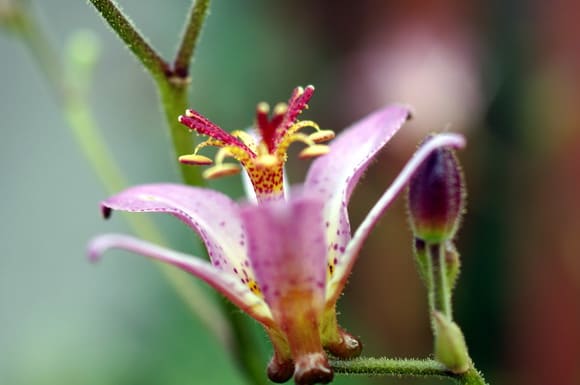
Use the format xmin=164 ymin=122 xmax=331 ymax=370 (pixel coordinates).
xmin=445 ymin=242 xmax=461 ymax=290
xmin=433 ymin=312 xmax=470 ymax=374
xmin=408 ymin=140 xmax=465 ymax=243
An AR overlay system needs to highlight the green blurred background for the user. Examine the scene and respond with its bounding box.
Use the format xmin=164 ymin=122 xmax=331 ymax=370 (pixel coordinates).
xmin=1 ymin=0 xmax=579 ymax=384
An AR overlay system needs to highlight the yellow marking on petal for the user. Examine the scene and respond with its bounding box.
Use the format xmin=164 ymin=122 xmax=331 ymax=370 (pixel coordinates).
xmin=309 ymin=130 xmax=335 ymax=143
xmin=299 ymin=144 xmax=330 ymax=159
xmin=327 ymin=263 xmax=335 ymax=278
xmin=245 ymin=162 xmax=285 ymax=202
xmin=203 ymin=163 xmax=241 ymax=179
xmin=247 ymin=279 xmax=262 ymax=296
xmin=178 ymin=154 xmax=213 ymax=165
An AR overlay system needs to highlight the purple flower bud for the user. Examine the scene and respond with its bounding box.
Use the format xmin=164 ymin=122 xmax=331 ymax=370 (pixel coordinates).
xmin=408 ymin=139 xmax=465 ymax=243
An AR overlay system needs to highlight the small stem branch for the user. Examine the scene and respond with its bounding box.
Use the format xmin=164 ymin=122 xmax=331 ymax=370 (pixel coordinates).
xmin=423 ymin=241 xmax=437 ymax=332
xmin=173 ymin=0 xmax=211 ymax=78
xmin=428 ymin=242 xmax=452 ymax=319
xmin=332 ymin=358 xmax=488 ymax=385
xmin=88 ymin=0 xmax=169 ymax=81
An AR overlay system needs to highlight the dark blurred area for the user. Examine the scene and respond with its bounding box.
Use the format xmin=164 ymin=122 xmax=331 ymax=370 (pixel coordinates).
xmin=1 ymin=0 xmax=579 ymax=384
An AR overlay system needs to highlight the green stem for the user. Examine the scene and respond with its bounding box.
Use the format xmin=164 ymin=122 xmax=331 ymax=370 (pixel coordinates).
xmin=332 ymin=358 xmax=488 ymax=385
xmin=423 ymin=241 xmax=437 ymax=333
xmin=157 ymin=80 xmax=204 ymax=185
xmin=88 ymin=0 xmax=169 ymax=82
xmin=428 ymin=242 xmax=452 ymax=319
xmin=9 ymin=2 xmax=228 ymax=347
xmin=173 ymin=0 xmax=211 ymax=78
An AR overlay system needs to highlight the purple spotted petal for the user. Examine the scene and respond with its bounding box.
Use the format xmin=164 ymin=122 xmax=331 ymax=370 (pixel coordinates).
xmin=326 ymin=133 xmax=466 ymax=305
xmin=88 ymin=234 xmax=273 ymax=325
xmin=304 ymin=106 xmax=410 ymax=270
xmin=240 ymin=196 xmax=328 ymax=320
xmin=101 ymin=184 xmax=253 ymax=283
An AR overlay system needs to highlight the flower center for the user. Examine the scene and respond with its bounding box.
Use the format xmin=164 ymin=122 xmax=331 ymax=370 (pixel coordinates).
xmin=178 ymin=86 xmax=335 ymax=202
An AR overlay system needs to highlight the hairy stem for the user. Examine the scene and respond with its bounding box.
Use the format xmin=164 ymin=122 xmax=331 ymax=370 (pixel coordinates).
xmin=88 ymin=0 xmax=169 ymax=81
xmin=173 ymin=0 xmax=211 ymax=78
xmin=430 ymin=242 xmax=452 ymax=319
xmin=332 ymin=358 xmax=488 ymax=385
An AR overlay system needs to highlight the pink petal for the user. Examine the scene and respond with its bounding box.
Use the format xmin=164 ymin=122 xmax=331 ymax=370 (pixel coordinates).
xmin=326 ymin=133 xmax=466 ymax=305
xmin=101 ymin=184 xmax=253 ymax=284
xmin=304 ymin=106 xmax=411 ymax=275
xmin=239 ymin=196 xmax=328 ymax=319
xmin=88 ymin=234 xmax=273 ymax=325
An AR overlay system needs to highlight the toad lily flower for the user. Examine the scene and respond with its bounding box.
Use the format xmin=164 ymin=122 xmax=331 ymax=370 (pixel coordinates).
xmin=88 ymin=86 xmax=465 ymax=385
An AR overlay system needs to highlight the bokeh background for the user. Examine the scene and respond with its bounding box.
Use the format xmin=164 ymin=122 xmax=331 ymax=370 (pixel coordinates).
xmin=1 ymin=0 xmax=579 ymax=384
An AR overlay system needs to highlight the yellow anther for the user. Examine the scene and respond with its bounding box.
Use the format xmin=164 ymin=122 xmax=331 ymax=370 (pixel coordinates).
xmin=299 ymin=144 xmax=330 ymax=159
xmin=185 ymin=109 xmax=195 ymax=117
xmin=178 ymin=154 xmax=213 ymax=165
xmin=203 ymin=163 xmax=241 ymax=179
xmin=309 ymin=130 xmax=335 ymax=143
xmin=254 ymin=154 xmax=280 ymax=168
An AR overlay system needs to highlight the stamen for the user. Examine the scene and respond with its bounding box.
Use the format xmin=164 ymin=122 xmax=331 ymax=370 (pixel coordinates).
xmin=299 ymin=144 xmax=330 ymax=159
xmin=309 ymin=130 xmax=335 ymax=143
xmin=178 ymin=110 xmax=255 ymax=156
xmin=178 ymin=154 xmax=213 ymax=165
xmin=203 ymin=164 xmax=241 ymax=179
xmin=286 ymin=120 xmax=320 ymax=136
xmin=275 ymin=132 xmax=313 ymax=158
xmin=231 ymin=130 xmax=257 ymax=152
